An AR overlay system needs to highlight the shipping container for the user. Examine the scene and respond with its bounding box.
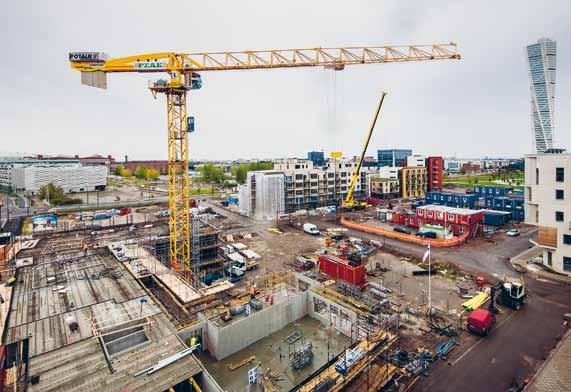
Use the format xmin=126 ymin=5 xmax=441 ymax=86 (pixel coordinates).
xmin=318 ymin=254 xmax=366 ymax=287
xmin=482 ymin=210 xmax=511 ymax=226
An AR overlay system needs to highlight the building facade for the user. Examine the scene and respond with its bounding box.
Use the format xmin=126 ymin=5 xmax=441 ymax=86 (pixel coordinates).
xmin=400 ymin=166 xmax=427 ymax=199
xmin=307 ymin=151 xmax=325 ymax=167
xmin=273 ymin=158 xmax=376 ymax=212
xmin=525 ymin=152 xmax=571 ymax=274
xmin=527 ymin=38 xmax=557 ymax=153
xmin=369 ymin=177 xmax=400 ymax=199
xmin=0 ymin=158 xmax=82 ymax=191
xmin=426 ymin=156 xmax=443 ymax=191
xmin=377 ymin=149 xmax=412 ymax=168
xmin=12 ymin=164 xmax=108 ymax=194
xmin=406 ymin=155 xmax=426 ymax=167
xmin=238 ymin=170 xmax=285 ymax=220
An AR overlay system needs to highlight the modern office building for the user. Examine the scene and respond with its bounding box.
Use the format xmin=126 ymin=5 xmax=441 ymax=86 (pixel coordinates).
xmin=525 ymin=151 xmax=571 ymax=274
xmin=11 ymin=164 xmax=108 ymax=194
xmin=377 ymin=149 xmax=412 ymax=167
xmin=527 ymin=38 xmax=557 ymax=153
xmin=238 ymin=171 xmax=285 ymax=220
xmin=400 ymin=166 xmax=427 ymax=199
xmin=426 ymin=156 xmax=443 ymax=191
xmin=0 ymin=158 xmax=81 ymax=190
xmin=307 ymin=151 xmax=325 ymax=167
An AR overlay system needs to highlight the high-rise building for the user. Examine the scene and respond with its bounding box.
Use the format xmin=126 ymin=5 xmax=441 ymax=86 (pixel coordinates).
xmin=525 ymin=151 xmax=571 ymax=274
xmin=527 ymin=38 xmax=557 ymax=153
xmin=307 ymin=151 xmax=325 ymax=167
xmin=377 ymin=149 xmax=412 ymax=167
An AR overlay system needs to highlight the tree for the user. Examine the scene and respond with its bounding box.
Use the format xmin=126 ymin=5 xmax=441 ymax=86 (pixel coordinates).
xmin=231 ymin=161 xmax=273 ymax=184
xmin=199 ymin=164 xmax=225 ymax=184
xmin=135 ymin=166 xmax=148 ymax=179
xmin=146 ymin=168 xmax=160 ymax=180
xmin=116 ymin=165 xmax=132 ymax=177
xmin=38 ymin=183 xmax=81 ymax=206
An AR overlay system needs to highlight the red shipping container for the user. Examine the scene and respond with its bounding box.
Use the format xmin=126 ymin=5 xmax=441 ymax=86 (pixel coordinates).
xmin=119 ymin=207 xmax=132 ymax=216
xmin=318 ymin=255 xmax=366 ymax=287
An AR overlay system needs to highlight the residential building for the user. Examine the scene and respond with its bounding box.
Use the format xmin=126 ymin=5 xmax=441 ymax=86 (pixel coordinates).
xmin=12 ymin=164 xmax=107 ymax=194
xmin=273 ymin=158 xmax=376 ymax=212
xmin=378 ymin=166 xmax=401 ymax=180
xmin=426 ymin=156 xmax=443 ymax=191
xmin=406 ymin=155 xmax=426 ymax=167
xmin=400 ymin=166 xmax=427 ymax=199
xmin=238 ymin=170 xmax=285 ymax=220
xmin=527 ymin=38 xmax=556 ymax=153
xmin=307 ymin=151 xmax=325 ymax=167
xmin=377 ymin=149 xmax=412 ymax=167
xmin=525 ymin=151 xmax=571 ymax=274
xmin=369 ymin=177 xmax=400 ymax=199
xmin=361 ymin=156 xmax=378 ymax=168
xmin=461 ymin=162 xmax=482 ymax=172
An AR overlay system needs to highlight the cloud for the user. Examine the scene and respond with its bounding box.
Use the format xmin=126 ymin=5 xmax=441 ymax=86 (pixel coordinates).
xmin=1 ymin=0 xmax=570 ymax=160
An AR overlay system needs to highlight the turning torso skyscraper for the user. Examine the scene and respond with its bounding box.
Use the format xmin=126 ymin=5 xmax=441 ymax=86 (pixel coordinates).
xmin=527 ymin=38 xmax=557 ymax=153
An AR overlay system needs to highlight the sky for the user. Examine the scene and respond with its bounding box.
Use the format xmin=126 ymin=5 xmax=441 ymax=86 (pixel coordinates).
xmin=1 ymin=1 xmax=570 ymax=161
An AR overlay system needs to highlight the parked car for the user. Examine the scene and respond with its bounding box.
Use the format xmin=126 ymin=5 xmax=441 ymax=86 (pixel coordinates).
xmin=506 ymin=229 xmax=520 ymax=237
xmin=393 ymin=227 xmax=411 ymax=235
xmin=416 ymin=231 xmax=437 ymax=239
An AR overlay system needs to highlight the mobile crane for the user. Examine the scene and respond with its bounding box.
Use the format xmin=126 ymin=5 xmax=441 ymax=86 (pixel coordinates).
xmin=69 ymin=44 xmax=460 ymax=280
xmin=342 ymin=91 xmax=387 ymax=210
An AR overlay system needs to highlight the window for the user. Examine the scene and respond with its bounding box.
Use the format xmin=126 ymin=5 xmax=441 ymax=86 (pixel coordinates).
xmin=556 ymin=167 xmax=564 ymax=182
xmin=556 ymin=189 xmax=564 ymax=200
xmin=564 ymin=234 xmax=571 ymax=245
xmin=547 ymin=251 xmax=552 ymax=267
xmin=564 ymin=257 xmax=571 ymax=272
xmin=536 ymin=168 xmax=539 ymax=185
xmin=556 ymin=211 xmax=564 ymax=222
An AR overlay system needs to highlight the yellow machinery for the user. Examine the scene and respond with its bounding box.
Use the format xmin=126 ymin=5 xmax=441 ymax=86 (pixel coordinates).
xmin=69 ymin=45 xmax=460 ymax=279
xmin=342 ymin=91 xmax=387 ymax=210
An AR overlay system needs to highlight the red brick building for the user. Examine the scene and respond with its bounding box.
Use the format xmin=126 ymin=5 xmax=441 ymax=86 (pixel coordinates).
xmin=426 ymin=156 xmax=443 ymax=191
xmin=113 ymin=160 xmax=169 ymax=175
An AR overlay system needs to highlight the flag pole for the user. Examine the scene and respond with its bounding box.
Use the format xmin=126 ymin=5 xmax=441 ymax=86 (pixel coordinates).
xmin=428 ymin=243 xmax=431 ymax=313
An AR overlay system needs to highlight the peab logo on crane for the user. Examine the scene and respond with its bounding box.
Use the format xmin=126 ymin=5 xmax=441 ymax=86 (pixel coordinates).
xmin=135 ymin=61 xmax=166 ymax=69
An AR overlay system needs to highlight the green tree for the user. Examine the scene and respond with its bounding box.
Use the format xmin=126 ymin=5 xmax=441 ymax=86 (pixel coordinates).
xmin=199 ymin=164 xmax=225 ymax=184
xmin=135 ymin=166 xmax=148 ymax=179
xmin=231 ymin=161 xmax=273 ymax=184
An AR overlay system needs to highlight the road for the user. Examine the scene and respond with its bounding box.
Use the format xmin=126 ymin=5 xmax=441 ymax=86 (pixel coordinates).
xmin=306 ymin=215 xmax=569 ymax=391
xmin=418 ymin=277 xmax=571 ymax=392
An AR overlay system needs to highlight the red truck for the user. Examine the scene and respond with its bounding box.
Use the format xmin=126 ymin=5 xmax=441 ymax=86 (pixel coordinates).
xmin=467 ymin=308 xmax=496 ymax=336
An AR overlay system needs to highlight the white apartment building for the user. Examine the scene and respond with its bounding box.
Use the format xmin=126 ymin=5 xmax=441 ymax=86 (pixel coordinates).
xmin=238 ymin=171 xmax=285 ymax=220
xmin=378 ymin=166 xmax=401 ymax=180
xmin=12 ymin=164 xmax=108 ymax=194
xmin=525 ymin=152 xmax=571 ymax=274
xmin=406 ymin=155 xmax=426 ymax=167
xmin=273 ymin=158 xmax=376 ymax=212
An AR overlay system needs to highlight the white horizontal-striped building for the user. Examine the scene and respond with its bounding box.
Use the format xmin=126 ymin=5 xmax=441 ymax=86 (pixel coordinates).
xmin=12 ymin=164 xmax=107 ymax=194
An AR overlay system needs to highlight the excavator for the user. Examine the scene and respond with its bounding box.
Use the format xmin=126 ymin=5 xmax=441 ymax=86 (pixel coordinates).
xmin=342 ymin=91 xmax=387 ymax=211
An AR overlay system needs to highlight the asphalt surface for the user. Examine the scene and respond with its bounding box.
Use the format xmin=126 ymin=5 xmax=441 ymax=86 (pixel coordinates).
xmin=307 ymin=215 xmax=570 ymax=392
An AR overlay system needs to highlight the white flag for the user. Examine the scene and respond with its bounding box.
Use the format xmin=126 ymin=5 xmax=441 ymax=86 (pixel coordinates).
xmin=422 ymin=244 xmax=431 ymax=262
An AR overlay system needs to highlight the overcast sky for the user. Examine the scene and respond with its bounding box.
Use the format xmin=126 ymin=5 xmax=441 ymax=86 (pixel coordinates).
xmin=1 ymin=1 xmax=570 ymax=161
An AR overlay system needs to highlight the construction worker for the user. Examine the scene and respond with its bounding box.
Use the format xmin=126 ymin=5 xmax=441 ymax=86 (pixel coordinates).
xmin=250 ymin=283 xmax=257 ymax=299
xmin=190 ymin=335 xmax=197 ymax=348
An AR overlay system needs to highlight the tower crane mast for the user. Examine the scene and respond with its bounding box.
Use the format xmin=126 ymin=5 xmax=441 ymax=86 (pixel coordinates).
xmin=69 ymin=44 xmax=460 ymax=281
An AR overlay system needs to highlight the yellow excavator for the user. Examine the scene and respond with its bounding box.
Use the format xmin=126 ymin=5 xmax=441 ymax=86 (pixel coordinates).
xmin=342 ymin=91 xmax=387 ymax=210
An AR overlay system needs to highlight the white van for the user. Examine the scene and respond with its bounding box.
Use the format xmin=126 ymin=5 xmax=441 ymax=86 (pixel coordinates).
xmin=303 ymin=223 xmax=320 ymax=235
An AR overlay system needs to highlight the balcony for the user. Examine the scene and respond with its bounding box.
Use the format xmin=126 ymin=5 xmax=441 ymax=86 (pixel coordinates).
xmin=537 ymin=226 xmax=558 ymax=248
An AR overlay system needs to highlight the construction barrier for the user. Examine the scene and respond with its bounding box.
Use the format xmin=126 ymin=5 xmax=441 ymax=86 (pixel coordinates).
xmin=339 ymin=218 xmax=470 ymax=248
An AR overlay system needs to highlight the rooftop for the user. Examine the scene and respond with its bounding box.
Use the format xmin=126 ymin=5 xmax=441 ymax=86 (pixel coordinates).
xmin=3 ymin=246 xmax=203 ymax=392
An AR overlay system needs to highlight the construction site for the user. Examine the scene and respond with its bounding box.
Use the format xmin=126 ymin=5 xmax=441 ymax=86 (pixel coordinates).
xmin=1 ymin=32 xmax=570 ymax=392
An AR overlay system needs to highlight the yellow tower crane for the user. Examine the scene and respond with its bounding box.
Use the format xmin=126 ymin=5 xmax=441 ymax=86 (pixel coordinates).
xmin=69 ymin=44 xmax=461 ymax=280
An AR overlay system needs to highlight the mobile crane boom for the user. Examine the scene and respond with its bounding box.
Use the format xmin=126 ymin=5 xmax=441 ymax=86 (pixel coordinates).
xmin=69 ymin=44 xmax=460 ymax=281
xmin=343 ymin=92 xmax=387 ymax=209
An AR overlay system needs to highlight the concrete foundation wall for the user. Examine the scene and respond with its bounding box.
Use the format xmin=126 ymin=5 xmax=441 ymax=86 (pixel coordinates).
xmin=308 ymin=291 xmax=358 ymax=338
xmin=207 ymin=289 xmax=308 ymax=360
